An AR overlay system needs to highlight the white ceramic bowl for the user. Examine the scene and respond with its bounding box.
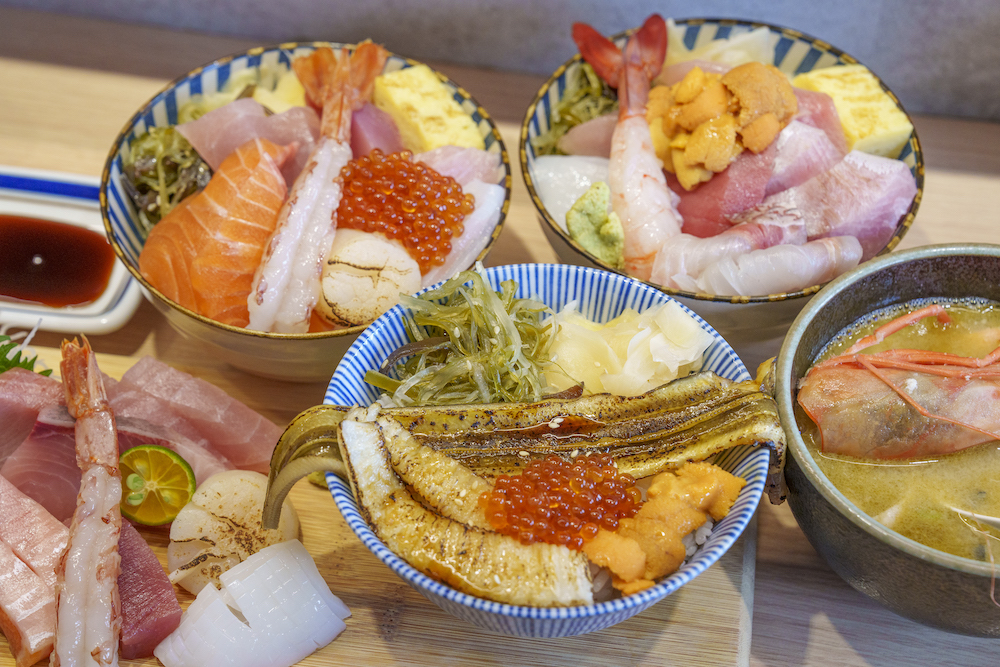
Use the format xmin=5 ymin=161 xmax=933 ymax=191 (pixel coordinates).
xmin=519 ymin=18 xmax=923 ymax=369
xmin=102 ymin=42 xmax=511 ymax=382
xmin=324 ymin=263 xmax=770 ymax=636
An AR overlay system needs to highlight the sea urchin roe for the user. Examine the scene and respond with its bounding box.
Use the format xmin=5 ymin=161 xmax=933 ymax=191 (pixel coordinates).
xmin=336 ymin=149 xmax=475 ymax=272
xmin=478 ymin=453 xmax=642 ymax=549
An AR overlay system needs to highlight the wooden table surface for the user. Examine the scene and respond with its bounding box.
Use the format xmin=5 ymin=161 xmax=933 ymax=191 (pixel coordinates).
xmin=2 ymin=7 xmax=1000 ymax=666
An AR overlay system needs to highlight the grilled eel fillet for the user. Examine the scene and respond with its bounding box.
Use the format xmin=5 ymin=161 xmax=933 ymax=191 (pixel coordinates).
xmin=263 ymin=370 xmax=786 ymax=528
xmin=338 ymin=408 xmax=593 ymax=607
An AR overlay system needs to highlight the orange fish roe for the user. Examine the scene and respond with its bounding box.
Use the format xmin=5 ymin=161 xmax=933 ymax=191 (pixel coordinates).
xmin=336 ymin=149 xmax=475 ymax=272
xmin=479 ymin=453 xmax=642 ymax=550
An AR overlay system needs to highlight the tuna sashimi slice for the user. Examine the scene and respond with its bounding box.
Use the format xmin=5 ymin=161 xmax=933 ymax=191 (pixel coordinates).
xmin=0 ymin=540 xmax=55 ymax=667
xmin=114 ymin=357 xmax=279 ymax=473
xmin=177 ymin=98 xmax=320 ymax=185
xmin=556 ymin=113 xmax=617 ymax=158
xmin=416 ymin=146 xmax=503 ymax=186
xmin=765 ymin=120 xmax=844 ymax=196
xmin=670 ymin=141 xmax=777 ymax=238
xmin=742 ymin=150 xmax=918 ymax=261
xmin=118 ymin=520 xmax=181 ymax=659
xmin=350 ymin=102 xmax=403 ymax=158
xmin=0 ymin=369 xmax=62 ymax=469
xmin=793 ymin=88 xmax=849 ymax=156
xmin=0 ymin=475 xmax=68 ymax=589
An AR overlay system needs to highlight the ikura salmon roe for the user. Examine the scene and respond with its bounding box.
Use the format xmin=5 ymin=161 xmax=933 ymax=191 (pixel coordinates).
xmin=478 ymin=453 xmax=642 ymax=550
xmin=336 ymin=149 xmax=475 ymax=272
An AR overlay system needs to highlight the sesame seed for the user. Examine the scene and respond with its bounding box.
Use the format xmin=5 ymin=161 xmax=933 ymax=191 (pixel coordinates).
xmin=518 ymin=450 xmax=529 ymax=457
xmin=571 ymin=449 xmax=580 ymax=458
xmin=459 ymin=489 xmax=467 ymax=498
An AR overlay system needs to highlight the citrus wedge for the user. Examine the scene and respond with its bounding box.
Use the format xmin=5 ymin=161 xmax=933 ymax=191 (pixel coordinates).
xmin=119 ymin=445 xmax=196 ymax=526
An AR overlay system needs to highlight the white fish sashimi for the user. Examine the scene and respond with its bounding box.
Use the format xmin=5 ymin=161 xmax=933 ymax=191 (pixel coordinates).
xmin=421 ymin=179 xmax=505 ymax=288
xmin=415 ymin=146 xmax=502 ymax=186
xmin=247 ymin=136 xmax=351 ymax=333
xmin=154 ymin=540 xmax=348 ymax=667
xmin=530 ymin=155 xmax=609 ymax=232
xmin=693 ymin=236 xmax=863 ymax=296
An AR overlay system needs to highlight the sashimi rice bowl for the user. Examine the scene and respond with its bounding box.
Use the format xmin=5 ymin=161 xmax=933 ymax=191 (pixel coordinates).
xmin=102 ymin=42 xmax=511 ymax=382
xmin=267 ymin=264 xmax=779 ymax=637
xmin=521 ymin=16 xmax=923 ymax=361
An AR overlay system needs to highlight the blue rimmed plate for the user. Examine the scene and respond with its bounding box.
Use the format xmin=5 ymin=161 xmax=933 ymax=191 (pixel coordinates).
xmin=101 ymin=42 xmax=511 ymax=381
xmin=0 ymin=165 xmax=142 ymax=334
xmin=324 ymin=263 xmax=769 ymax=637
xmin=519 ymin=18 xmax=924 ymax=370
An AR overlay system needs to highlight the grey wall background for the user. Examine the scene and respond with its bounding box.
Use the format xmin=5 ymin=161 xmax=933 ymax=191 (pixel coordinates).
xmin=4 ymin=0 xmax=1000 ymax=120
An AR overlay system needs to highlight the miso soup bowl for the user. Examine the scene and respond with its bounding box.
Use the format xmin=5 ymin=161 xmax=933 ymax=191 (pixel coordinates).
xmin=774 ymin=243 xmax=1000 ymax=637
xmin=101 ymin=42 xmax=511 ymax=382
xmin=521 ymin=18 xmax=923 ymax=370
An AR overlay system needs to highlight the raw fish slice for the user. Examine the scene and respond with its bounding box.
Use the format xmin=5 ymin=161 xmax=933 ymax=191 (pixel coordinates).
xmin=1 ymin=414 xmax=81 ymax=523
xmin=155 ymin=540 xmax=348 ymax=667
xmin=0 ymin=368 xmax=63 ymax=468
xmin=420 ymin=179 xmax=505 ymax=288
xmin=650 ymin=214 xmax=807 ymax=289
xmin=793 ymin=88 xmax=849 ymax=156
xmin=118 ymin=520 xmax=181 ymax=659
xmin=670 ymin=141 xmax=777 ymax=238
xmin=655 ymin=59 xmax=731 ymax=86
xmin=416 ymin=146 xmax=502 ymax=186
xmin=742 ymin=150 xmax=917 ymax=260
xmin=689 ymin=236 xmax=862 ymax=296
xmin=0 ymin=474 xmax=68 ymax=589
xmin=350 ymin=102 xmax=403 ymax=157
xmin=531 ymin=154 xmax=610 ymax=232
xmin=139 ymin=138 xmax=296 ymax=327
xmin=53 ymin=338 xmax=122 ymax=667
xmin=114 ymin=357 xmax=278 ymax=473
xmin=0 ymin=540 xmax=55 ymax=667
xmin=765 ymin=120 xmax=843 ymax=196
xmin=555 ymin=113 xmax=617 ymax=157
xmin=177 ymin=98 xmax=320 ymax=185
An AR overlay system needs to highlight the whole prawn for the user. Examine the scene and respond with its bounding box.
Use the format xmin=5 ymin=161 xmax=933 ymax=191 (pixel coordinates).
xmin=52 ymin=338 xmax=122 ymax=667
xmin=574 ymin=15 xmax=682 ymax=280
xmin=248 ymin=42 xmax=388 ymax=333
xmin=799 ymin=304 xmax=1000 ymax=459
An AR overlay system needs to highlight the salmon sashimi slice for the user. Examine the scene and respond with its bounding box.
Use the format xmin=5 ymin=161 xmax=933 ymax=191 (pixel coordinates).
xmin=0 ymin=541 xmax=56 ymax=667
xmin=0 ymin=475 xmax=69 ymax=590
xmin=139 ymin=137 xmax=296 ymax=327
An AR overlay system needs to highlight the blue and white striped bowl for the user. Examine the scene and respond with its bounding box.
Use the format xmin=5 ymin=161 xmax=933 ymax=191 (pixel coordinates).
xmin=519 ymin=18 xmax=924 ymax=368
xmin=324 ymin=263 xmax=769 ymax=637
xmin=100 ymin=42 xmax=511 ymax=382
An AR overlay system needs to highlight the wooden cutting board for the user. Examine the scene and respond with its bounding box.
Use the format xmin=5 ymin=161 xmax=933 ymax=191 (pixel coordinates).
xmin=1 ymin=347 xmax=757 ymax=667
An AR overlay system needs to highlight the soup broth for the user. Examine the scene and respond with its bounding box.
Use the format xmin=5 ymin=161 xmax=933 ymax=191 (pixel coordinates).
xmin=799 ymin=298 xmax=1000 ymax=561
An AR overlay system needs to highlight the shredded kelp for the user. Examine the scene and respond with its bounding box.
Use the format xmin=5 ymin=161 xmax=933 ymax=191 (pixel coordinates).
xmin=121 ymin=127 xmax=212 ymax=232
xmin=530 ymin=62 xmax=618 ymax=156
xmin=364 ymin=269 xmax=557 ymax=406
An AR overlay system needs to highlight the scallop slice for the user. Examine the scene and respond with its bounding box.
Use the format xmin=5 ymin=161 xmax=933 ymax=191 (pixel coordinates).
xmin=167 ymin=470 xmax=299 ymax=594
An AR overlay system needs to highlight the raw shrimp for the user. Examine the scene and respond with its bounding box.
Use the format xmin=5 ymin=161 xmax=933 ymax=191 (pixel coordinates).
xmin=248 ymin=43 xmax=388 ymax=333
xmin=800 ymin=304 xmax=1000 ymax=459
xmin=649 ymin=214 xmax=806 ymax=289
xmin=679 ymin=235 xmax=862 ymax=296
xmin=52 ymin=338 xmax=122 ymax=667
xmin=575 ymin=15 xmax=682 ymax=280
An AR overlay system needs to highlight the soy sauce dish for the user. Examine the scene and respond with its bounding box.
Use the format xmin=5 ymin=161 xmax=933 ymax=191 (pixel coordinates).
xmin=775 ymin=244 xmax=1000 ymax=637
xmin=0 ymin=166 xmax=141 ymax=334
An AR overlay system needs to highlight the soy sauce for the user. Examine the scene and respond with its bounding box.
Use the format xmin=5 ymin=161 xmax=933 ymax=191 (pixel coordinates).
xmin=0 ymin=215 xmax=116 ymax=307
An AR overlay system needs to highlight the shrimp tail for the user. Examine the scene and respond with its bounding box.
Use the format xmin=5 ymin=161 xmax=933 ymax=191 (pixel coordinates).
xmin=293 ymin=41 xmax=389 ymax=142
xmin=572 ymin=22 xmax=623 ymax=88
xmin=573 ymin=14 xmax=666 ymax=92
